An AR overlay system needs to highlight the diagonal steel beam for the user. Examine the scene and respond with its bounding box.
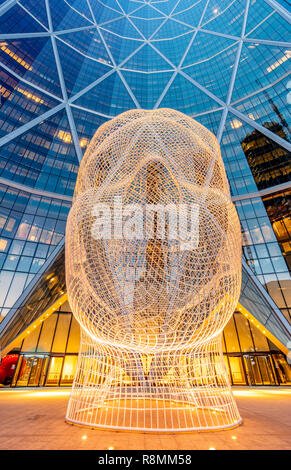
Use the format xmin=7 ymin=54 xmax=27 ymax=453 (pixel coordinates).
xmin=216 ymin=0 xmax=250 ymax=142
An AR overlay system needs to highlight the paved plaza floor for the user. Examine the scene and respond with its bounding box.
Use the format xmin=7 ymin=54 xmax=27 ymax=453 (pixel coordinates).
xmin=0 ymin=387 xmax=290 ymax=450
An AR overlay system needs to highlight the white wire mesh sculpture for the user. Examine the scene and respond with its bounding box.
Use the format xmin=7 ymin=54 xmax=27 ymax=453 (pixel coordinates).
xmin=65 ymin=109 xmax=242 ymax=432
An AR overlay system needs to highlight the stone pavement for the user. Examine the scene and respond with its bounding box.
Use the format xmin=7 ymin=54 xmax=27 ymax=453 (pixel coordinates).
xmin=0 ymin=387 xmax=290 ymax=450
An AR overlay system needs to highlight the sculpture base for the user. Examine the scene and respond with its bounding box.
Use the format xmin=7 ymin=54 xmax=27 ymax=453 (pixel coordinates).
xmin=66 ymin=332 xmax=242 ymax=432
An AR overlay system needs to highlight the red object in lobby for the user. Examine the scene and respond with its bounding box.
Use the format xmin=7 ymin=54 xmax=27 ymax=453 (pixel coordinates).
xmin=0 ymin=354 xmax=26 ymax=385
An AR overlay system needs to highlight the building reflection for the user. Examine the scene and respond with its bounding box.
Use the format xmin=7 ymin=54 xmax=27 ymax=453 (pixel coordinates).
xmin=241 ymin=121 xmax=290 ymax=190
xmin=262 ymin=189 xmax=291 ymax=271
xmin=240 ymin=89 xmax=290 ymax=191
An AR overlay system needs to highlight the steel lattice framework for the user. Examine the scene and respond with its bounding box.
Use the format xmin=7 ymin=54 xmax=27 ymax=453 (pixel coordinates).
xmin=0 ymin=0 xmax=290 ymax=318
xmin=65 ymin=108 xmax=242 ymax=431
xmin=0 ymin=0 xmax=290 ymax=160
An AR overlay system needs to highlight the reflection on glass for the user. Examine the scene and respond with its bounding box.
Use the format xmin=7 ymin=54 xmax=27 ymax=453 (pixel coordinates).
xmin=228 ymin=356 xmax=246 ymax=385
xmin=27 ymin=357 xmax=45 ymax=386
xmin=234 ymin=313 xmax=254 ymax=352
xmin=37 ymin=315 xmax=57 ymax=352
xmin=51 ymin=314 xmax=71 ymax=353
xmin=240 ymin=122 xmax=290 ymax=190
xmin=272 ymin=354 xmax=291 ymax=384
xmin=15 ymin=356 xmax=33 ymax=386
xmin=39 ymin=357 xmax=49 ymax=386
xmin=263 ymin=190 xmax=291 ymax=272
xmin=21 ymin=325 xmax=41 ymax=352
xmin=250 ymin=323 xmax=270 ymax=352
xmin=60 ymin=355 xmax=77 ymax=386
xmin=244 ymin=355 xmax=263 ymax=385
xmin=66 ymin=315 xmax=80 ymax=353
xmin=257 ymin=356 xmax=276 ymax=385
xmin=45 ymin=356 xmax=63 ymax=386
xmin=223 ymin=317 xmax=240 ymax=352
xmin=223 ymin=355 xmax=230 ymax=381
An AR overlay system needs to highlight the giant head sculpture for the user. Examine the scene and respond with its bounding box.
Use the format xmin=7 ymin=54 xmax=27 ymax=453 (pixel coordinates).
xmin=66 ymin=109 xmax=242 ymax=432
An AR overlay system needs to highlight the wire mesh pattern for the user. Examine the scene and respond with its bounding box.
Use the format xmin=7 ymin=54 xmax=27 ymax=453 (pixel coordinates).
xmin=65 ymin=108 xmax=242 ymax=431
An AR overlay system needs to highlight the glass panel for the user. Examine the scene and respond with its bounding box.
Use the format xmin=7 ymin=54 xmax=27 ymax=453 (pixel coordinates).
xmin=222 ymin=333 xmax=226 ymax=353
xmin=182 ymin=32 xmax=238 ymax=101
xmin=37 ymin=315 xmax=57 ymax=353
xmin=223 ymin=316 xmax=240 ymax=352
xmin=240 ymin=264 xmax=291 ymax=349
xmin=194 ymin=110 xmax=224 ymax=136
xmin=11 ymin=355 xmax=22 ymax=386
xmin=0 ymin=4 xmax=45 ymax=34
xmin=121 ymin=71 xmax=173 ymax=111
xmin=223 ymin=355 xmax=231 ymax=382
xmin=234 ymin=313 xmax=255 ymax=352
xmin=202 ymin=0 xmax=245 ymax=36
xmin=0 ymin=243 xmax=65 ymax=348
xmin=21 ymin=324 xmax=41 ymax=352
xmin=51 ymin=0 xmax=92 ymax=30
xmin=27 ymin=357 xmax=45 ymax=386
xmin=39 ymin=357 xmax=49 ymax=387
xmin=60 ymin=355 xmax=78 ymax=386
xmin=250 ymin=323 xmax=270 ymax=352
xmin=0 ymin=271 xmax=13 ymax=317
xmin=4 ymin=273 xmax=28 ymax=308
xmin=233 ymin=43 xmax=290 ymax=102
xmin=246 ymin=0 xmax=290 ymax=42
xmin=74 ymin=71 xmax=135 ymax=115
xmin=233 ymin=81 xmax=290 ymax=144
xmin=45 ymin=356 xmax=63 ymax=386
xmin=257 ymin=356 xmax=276 ymax=385
xmin=262 ymin=190 xmax=291 ymax=273
xmin=51 ymin=313 xmax=71 ymax=353
xmin=57 ymin=38 xmax=110 ymax=97
xmin=71 ymin=107 xmax=107 ymax=156
xmin=15 ymin=356 xmax=34 ymax=386
xmin=228 ymin=356 xmax=246 ymax=385
xmin=66 ymin=316 xmax=80 ymax=353
xmin=159 ymin=72 xmax=219 ymax=115
xmin=0 ymin=68 xmax=60 ymax=140
xmin=0 ymin=109 xmax=78 ymax=195
xmin=243 ymin=355 xmax=263 ymax=385
xmin=272 ymin=354 xmax=291 ymax=385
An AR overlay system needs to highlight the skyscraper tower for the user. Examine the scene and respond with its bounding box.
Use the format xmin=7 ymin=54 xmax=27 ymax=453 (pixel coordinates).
xmin=0 ymin=0 xmax=290 ymax=389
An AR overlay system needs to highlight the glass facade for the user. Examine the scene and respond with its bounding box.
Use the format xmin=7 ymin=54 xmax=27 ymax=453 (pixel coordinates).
xmin=7 ymin=304 xmax=291 ymax=388
xmin=0 ymin=0 xmax=290 ymax=385
xmin=10 ymin=301 xmax=80 ymax=387
xmin=0 ymin=184 xmax=69 ymax=320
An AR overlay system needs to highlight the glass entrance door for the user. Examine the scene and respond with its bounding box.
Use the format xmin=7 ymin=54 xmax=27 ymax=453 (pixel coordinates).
xmin=27 ymin=357 xmax=46 ymax=386
xmin=15 ymin=355 xmax=48 ymax=387
xmin=257 ymin=356 xmax=276 ymax=385
xmin=228 ymin=356 xmax=246 ymax=385
xmin=244 ymin=355 xmax=276 ymax=385
xmin=244 ymin=355 xmax=262 ymax=385
xmin=45 ymin=356 xmax=63 ymax=386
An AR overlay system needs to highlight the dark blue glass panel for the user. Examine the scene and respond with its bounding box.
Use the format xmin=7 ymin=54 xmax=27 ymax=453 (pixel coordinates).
xmin=0 ymin=66 xmax=60 ymax=138
xmin=0 ymin=109 xmax=79 ymax=195
xmin=0 ymin=4 xmax=46 ymax=33
xmin=18 ymin=0 xmax=49 ymax=28
xmin=0 ymin=37 xmax=62 ymax=98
